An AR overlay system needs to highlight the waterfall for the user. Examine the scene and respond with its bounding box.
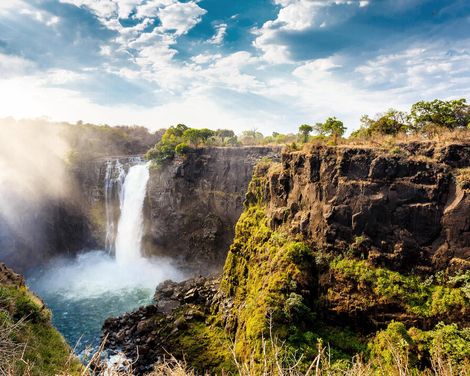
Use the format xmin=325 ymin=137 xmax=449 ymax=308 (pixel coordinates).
xmin=114 ymin=162 xmax=150 ymax=263
xmin=104 ymin=160 xmax=126 ymax=253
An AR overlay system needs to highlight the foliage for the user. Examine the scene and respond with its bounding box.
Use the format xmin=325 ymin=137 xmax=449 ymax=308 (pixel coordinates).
xmin=355 ymin=109 xmax=409 ymax=137
xmin=298 ymin=124 xmax=313 ymax=143
xmin=175 ymin=142 xmax=191 ymax=155
xmin=330 ymin=259 xmax=469 ymax=319
xmin=409 ymin=98 xmax=470 ymax=132
xmin=352 ymin=99 xmax=470 ymax=138
xmin=314 ymin=117 xmax=346 ymax=142
xmin=221 ymin=161 xmax=320 ymax=370
xmin=63 ymin=122 xmax=161 ymax=163
xmin=369 ymin=321 xmax=470 ymax=374
xmin=239 ymin=129 xmax=265 ymax=145
xmin=0 ymin=286 xmax=81 ymax=375
xmin=182 ymin=128 xmax=215 ymax=146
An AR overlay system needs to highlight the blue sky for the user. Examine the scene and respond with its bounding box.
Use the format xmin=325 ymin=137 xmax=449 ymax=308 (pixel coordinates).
xmin=0 ymin=0 xmax=469 ymax=134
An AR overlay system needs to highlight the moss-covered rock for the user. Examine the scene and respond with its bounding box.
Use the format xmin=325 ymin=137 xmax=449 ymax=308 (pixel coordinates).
xmin=0 ymin=263 xmax=82 ymax=375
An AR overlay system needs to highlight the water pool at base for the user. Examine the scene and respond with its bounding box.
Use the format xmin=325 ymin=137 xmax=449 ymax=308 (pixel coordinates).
xmin=27 ymin=250 xmax=184 ymax=355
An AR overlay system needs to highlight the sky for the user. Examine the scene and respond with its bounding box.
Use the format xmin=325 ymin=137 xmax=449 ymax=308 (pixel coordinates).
xmin=0 ymin=0 xmax=469 ymax=134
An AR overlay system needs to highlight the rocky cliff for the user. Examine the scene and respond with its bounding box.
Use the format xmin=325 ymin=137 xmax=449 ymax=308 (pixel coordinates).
xmin=264 ymin=142 xmax=470 ymax=270
xmin=103 ymin=141 xmax=470 ymax=375
xmin=143 ymin=147 xmax=281 ymax=273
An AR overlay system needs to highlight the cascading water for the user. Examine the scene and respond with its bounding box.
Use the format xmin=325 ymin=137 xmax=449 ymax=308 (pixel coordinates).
xmin=104 ymin=160 xmax=126 ymax=253
xmin=114 ymin=162 xmax=150 ymax=263
xmin=27 ymin=158 xmax=184 ymax=354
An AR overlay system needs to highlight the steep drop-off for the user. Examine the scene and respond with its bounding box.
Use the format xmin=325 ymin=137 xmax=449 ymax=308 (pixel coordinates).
xmin=103 ymin=141 xmax=470 ymax=375
xmin=143 ymin=147 xmax=281 ymax=273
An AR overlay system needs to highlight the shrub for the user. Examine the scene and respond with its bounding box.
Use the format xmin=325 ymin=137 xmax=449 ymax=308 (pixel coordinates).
xmin=175 ymin=142 xmax=191 ymax=155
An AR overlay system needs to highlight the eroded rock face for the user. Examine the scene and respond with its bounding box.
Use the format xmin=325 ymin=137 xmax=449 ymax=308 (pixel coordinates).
xmin=143 ymin=147 xmax=281 ymax=273
xmin=0 ymin=262 xmax=25 ymax=286
xmin=264 ymin=144 xmax=470 ymax=271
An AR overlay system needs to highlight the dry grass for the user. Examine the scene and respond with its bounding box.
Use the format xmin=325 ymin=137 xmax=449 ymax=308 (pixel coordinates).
xmin=455 ymin=167 xmax=470 ymax=189
xmin=84 ymin=338 xmax=469 ymax=376
xmin=343 ymin=128 xmax=470 ymax=149
xmin=2 ymin=326 xmax=469 ymax=376
xmin=0 ymin=310 xmax=27 ymax=376
xmin=74 ymin=318 xmax=470 ymax=376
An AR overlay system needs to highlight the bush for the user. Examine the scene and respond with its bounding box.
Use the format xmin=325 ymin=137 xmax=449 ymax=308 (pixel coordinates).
xmin=175 ymin=142 xmax=191 ymax=155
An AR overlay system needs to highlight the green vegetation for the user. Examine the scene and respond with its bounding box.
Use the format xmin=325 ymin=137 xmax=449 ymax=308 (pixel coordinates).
xmin=358 ymin=109 xmax=409 ymax=136
xmin=369 ymin=321 xmax=470 ymax=374
xmin=145 ymin=124 xmax=242 ymax=164
xmin=63 ymin=122 xmax=161 ymax=162
xmin=0 ymin=285 xmax=82 ymax=375
xmin=314 ymin=117 xmax=347 ymax=140
xmin=211 ymin=158 xmax=470 ymax=375
xmin=298 ymin=124 xmax=313 ymax=143
xmin=172 ymin=317 xmax=234 ymax=373
xmin=329 ymin=258 xmax=469 ymax=318
xmin=221 ymin=162 xmax=319 ymax=369
xmin=352 ymin=98 xmax=470 ymax=138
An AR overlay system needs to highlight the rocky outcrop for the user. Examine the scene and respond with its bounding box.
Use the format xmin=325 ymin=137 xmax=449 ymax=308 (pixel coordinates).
xmin=265 ymin=143 xmax=470 ymax=270
xmin=144 ymin=147 xmax=281 ymax=273
xmin=0 ymin=262 xmax=25 ymax=286
xmin=103 ymin=277 xmax=223 ymax=375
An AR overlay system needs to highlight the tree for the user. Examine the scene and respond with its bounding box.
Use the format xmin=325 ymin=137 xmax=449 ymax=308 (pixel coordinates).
xmin=298 ymin=124 xmax=313 ymax=143
xmin=183 ymin=128 xmax=202 ymax=146
xmin=182 ymin=128 xmax=215 ymax=146
xmin=240 ymin=130 xmax=264 ymax=145
xmin=215 ymin=129 xmax=235 ymax=140
xmin=409 ymin=99 xmax=470 ymax=133
xmin=162 ymin=124 xmax=188 ymax=144
xmin=359 ymin=109 xmax=409 ymax=136
xmin=198 ymin=128 xmax=215 ymax=143
xmin=315 ymin=117 xmax=346 ymax=143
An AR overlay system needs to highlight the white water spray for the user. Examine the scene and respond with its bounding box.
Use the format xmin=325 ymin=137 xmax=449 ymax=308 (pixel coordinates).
xmin=104 ymin=160 xmax=126 ymax=253
xmin=114 ymin=162 xmax=150 ymax=263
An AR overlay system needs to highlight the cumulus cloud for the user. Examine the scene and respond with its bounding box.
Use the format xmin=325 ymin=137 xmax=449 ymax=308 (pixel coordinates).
xmin=355 ymin=41 xmax=470 ymax=97
xmin=157 ymin=1 xmax=206 ymax=35
xmin=210 ymin=23 xmax=227 ymax=45
xmin=253 ymin=0 xmax=370 ymax=63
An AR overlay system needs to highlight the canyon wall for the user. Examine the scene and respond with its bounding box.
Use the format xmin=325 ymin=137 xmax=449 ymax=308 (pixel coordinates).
xmin=265 ymin=142 xmax=470 ymax=270
xmin=143 ymin=147 xmax=281 ymax=273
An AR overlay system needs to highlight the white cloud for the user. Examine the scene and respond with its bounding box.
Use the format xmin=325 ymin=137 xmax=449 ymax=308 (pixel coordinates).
xmin=355 ymin=42 xmax=470 ymax=96
xmin=0 ymin=53 xmax=35 ymax=78
xmin=59 ymin=0 xmax=117 ymax=19
xmin=19 ymin=8 xmax=60 ymax=27
xmin=0 ymin=0 xmax=25 ymax=14
xmin=191 ymin=53 xmax=221 ymax=65
xmin=59 ymin=0 xmax=208 ymax=93
xmin=293 ymin=57 xmax=342 ymax=79
xmin=210 ymin=23 xmax=227 ymax=45
xmin=157 ymin=1 xmax=206 ymax=35
xmin=253 ymin=0 xmax=370 ymax=63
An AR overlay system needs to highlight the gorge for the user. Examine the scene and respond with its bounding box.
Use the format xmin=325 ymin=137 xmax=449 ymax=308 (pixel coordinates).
xmin=0 ymin=126 xmax=469 ymax=375
xmin=27 ymin=159 xmax=184 ymax=354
